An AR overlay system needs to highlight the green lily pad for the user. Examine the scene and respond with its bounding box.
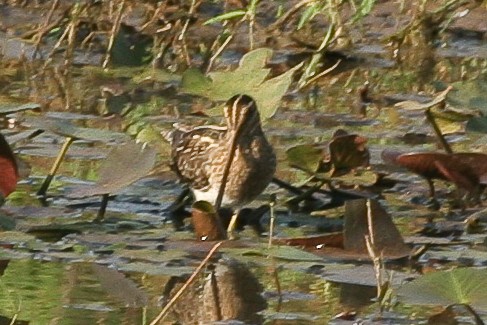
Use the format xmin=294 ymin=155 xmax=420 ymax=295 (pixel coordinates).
xmin=26 ymin=117 xmax=128 ymax=143
xmin=223 ymin=245 xmax=323 ymax=262
xmin=397 ymin=267 xmax=487 ymax=311
xmin=0 ymin=102 xmax=41 ymax=115
xmin=447 ymin=80 xmax=487 ymax=114
xmin=286 ymin=144 xmax=323 ymax=174
xmin=181 ymin=48 xmax=300 ymax=120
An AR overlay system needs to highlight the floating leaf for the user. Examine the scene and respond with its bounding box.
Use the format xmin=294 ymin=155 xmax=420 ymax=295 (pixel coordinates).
xmin=67 ymin=141 xmax=156 ymax=197
xmin=394 ymin=86 xmax=451 ymax=111
xmin=382 ymin=150 xmax=484 ymax=192
xmin=344 ymin=199 xmax=410 ymax=258
xmin=25 ymin=117 xmax=129 ymax=143
xmin=286 ymin=144 xmax=323 ymax=174
xmin=132 ymin=69 xmax=181 ymax=84
xmin=191 ymin=201 xmax=225 ymax=241
xmin=397 ymin=268 xmax=487 ymax=311
xmin=181 ymin=48 xmax=300 ymax=120
xmin=224 ymin=245 xmax=322 ymax=262
xmin=447 ymin=80 xmax=487 ymax=114
xmin=0 ymin=102 xmax=41 ymax=115
xmin=323 ymin=265 xmax=414 ymax=287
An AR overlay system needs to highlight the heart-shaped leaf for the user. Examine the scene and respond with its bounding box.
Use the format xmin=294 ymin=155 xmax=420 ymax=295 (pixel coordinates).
xmin=181 ymin=48 xmax=300 ymax=120
xmin=397 ymin=268 xmax=487 ymax=311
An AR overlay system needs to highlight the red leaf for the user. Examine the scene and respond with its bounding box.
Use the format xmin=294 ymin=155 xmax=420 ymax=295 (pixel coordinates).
xmin=0 ymin=134 xmax=18 ymax=198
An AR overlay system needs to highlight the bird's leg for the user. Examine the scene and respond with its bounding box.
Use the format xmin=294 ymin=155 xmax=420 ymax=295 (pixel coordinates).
xmin=427 ymin=178 xmax=435 ymax=198
xmin=426 ymin=178 xmax=440 ymax=210
xmin=227 ymin=209 xmax=240 ymax=240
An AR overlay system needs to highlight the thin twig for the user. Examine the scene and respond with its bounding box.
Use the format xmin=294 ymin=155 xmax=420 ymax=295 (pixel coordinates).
xmin=32 ymin=0 xmax=60 ymax=59
xmin=149 ymin=241 xmax=223 ymax=325
xmin=300 ymin=59 xmax=342 ymax=89
xmin=425 ymin=107 xmax=453 ymax=154
xmin=268 ymin=0 xmax=314 ymax=30
xmin=205 ymin=34 xmax=233 ymax=74
xmin=267 ymin=194 xmax=276 ymax=249
xmin=103 ymin=0 xmax=126 ymax=68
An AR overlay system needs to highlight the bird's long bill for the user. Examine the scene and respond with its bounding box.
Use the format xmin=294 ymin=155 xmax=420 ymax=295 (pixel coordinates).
xmin=214 ymin=122 xmax=245 ymax=210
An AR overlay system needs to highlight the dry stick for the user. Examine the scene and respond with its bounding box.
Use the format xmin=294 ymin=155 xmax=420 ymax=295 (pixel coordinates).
xmin=37 ymin=136 xmax=75 ymax=197
xmin=178 ymin=0 xmax=199 ymax=66
xmin=140 ymin=2 xmax=166 ymax=32
xmin=267 ymin=195 xmax=276 ymax=249
xmin=364 ymin=199 xmax=383 ymax=299
xmin=103 ymin=0 xmax=126 ymax=69
xmin=32 ymin=0 xmax=60 ymax=58
xmin=205 ymin=34 xmax=233 ymax=74
xmin=64 ymin=4 xmax=81 ymax=68
xmin=52 ymin=67 xmax=70 ymax=109
xmin=149 ymin=241 xmax=223 ymax=325
xmin=268 ymin=0 xmax=315 ymax=30
xmin=42 ymin=21 xmax=71 ymax=69
xmin=425 ymin=107 xmax=453 ymax=154
xmin=300 ymin=59 xmax=341 ymax=89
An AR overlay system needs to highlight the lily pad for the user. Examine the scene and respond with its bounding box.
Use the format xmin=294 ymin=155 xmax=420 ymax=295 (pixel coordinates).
xmin=223 ymin=245 xmax=323 ymax=262
xmin=25 ymin=117 xmax=129 ymax=143
xmin=447 ymin=80 xmax=487 ymax=114
xmin=397 ymin=267 xmax=487 ymax=311
xmin=181 ymin=48 xmax=301 ymax=120
xmin=67 ymin=141 xmax=157 ymax=198
xmin=286 ymin=144 xmax=324 ymax=174
xmin=0 ymin=102 xmax=41 ymax=115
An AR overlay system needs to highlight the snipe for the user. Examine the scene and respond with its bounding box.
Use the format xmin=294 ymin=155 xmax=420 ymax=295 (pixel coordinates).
xmin=166 ymin=94 xmax=276 ymax=237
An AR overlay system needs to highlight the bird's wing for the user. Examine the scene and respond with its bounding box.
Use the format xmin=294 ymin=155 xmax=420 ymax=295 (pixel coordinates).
xmin=170 ymin=126 xmax=226 ymax=190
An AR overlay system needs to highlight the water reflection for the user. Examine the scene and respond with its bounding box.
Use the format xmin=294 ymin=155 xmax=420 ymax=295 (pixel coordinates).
xmin=166 ymin=257 xmax=267 ymax=324
xmin=0 ymin=260 xmax=161 ymax=325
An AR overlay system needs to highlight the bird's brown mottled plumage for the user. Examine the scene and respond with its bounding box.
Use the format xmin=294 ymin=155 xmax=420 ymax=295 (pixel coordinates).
xmin=166 ymin=94 xmax=276 ymax=208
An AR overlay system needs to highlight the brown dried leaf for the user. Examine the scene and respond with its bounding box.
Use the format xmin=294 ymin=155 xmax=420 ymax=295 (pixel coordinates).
xmin=343 ymin=199 xmax=410 ymax=258
xmin=328 ymin=134 xmax=369 ymax=176
xmin=382 ymin=150 xmax=482 ymax=191
xmin=274 ymin=233 xmax=343 ymax=248
xmin=191 ymin=201 xmax=225 ymax=241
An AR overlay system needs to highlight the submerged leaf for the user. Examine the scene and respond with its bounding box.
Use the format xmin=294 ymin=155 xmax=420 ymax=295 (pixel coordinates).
xmin=397 ymin=268 xmax=487 ymax=311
